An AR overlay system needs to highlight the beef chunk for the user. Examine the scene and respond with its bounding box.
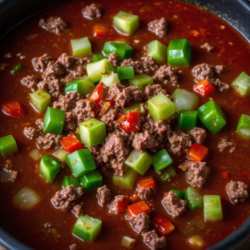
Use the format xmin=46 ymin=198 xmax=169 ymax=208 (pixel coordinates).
xmin=183 ymin=160 xmax=210 ymax=188
xmin=52 ymin=185 xmax=83 ymax=211
xmin=37 ymin=79 xmax=61 ymax=97
xmin=148 ymin=17 xmax=167 ymax=38
xmin=36 ymin=118 xmax=44 ymax=130
xmin=58 ymin=53 xmax=77 ymax=69
xmin=226 ymin=181 xmax=249 ymax=203
xmin=137 ymin=186 xmax=155 ymax=201
xmin=39 ymin=16 xmax=67 ymax=35
xmin=44 ymin=61 xmax=65 ymax=79
xmin=82 ymin=3 xmax=101 ymax=19
xmin=101 ymin=106 xmax=121 ymax=132
xmin=24 ymin=126 xmax=42 ymax=140
xmin=142 ymin=230 xmax=167 ymax=250
xmin=168 ymin=132 xmax=192 ymax=155
xmin=162 ymin=192 xmax=187 ymax=218
xmin=0 ymin=169 xmax=17 ymax=182
xmin=32 ymin=53 xmax=54 ymax=72
xmin=132 ymin=131 xmax=159 ymax=152
xmin=72 ymin=204 xmax=83 ymax=217
xmin=97 ymin=185 xmax=112 ymax=206
xmin=129 ymin=212 xmax=151 ymax=234
xmin=69 ymin=244 xmax=77 ymax=250
xmin=108 ymin=53 xmax=121 ymax=68
xmin=189 ymin=127 xmax=207 ymax=144
xmin=212 ymin=78 xmax=230 ymax=92
xmin=21 ymin=75 xmax=39 ymax=89
xmin=214 ymin=65 xmax=226 ymax=75
xmin=37 ymin=133 xmax=62 ymax=150
xmin=64 ymin=112 xmax=77 ymax=131
xmin=218 ymin=138 xmax=235 ymax=153
xmin=153 ymin=65 xmax=178 ymax=86
xmin=201 ymin=42 xmax=214 ymax=52
xmin=108 ymin=83 xmax=143 ymax=108
xmin=73 ymin=99 xmax=96 ymax=123
xmin=109 ymin=195 xmax=127 ymax=214
xmin=144 ymin=84 xmax=168 ymax=101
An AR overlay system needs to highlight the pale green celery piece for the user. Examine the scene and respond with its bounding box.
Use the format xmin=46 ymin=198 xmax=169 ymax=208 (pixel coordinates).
xmin=71 ymin=37 xmax=92 ymax=57
xmin=204 ymin=195 xmax=223 ymax=221
xmin=122 ymin=236 xmax=136 ymax=248
xmin=30 ymin=89 xmax=51 ymax=113
xmin=52 ymin=148 xmax=69 ymax=163
xmin=78 ymin=78 xmax=96 ymax=96
xmin=113 ymin=168 xmax=138 ymax=189
xmin=128 ymin=74 xmax=154 ymax=91
xmin=100 ymin=72 xmax=120 ymax=87
xmin=232 ymin=72 xmax=250 ymax=96
xmin=124 ymin=103 xmax=145 ymax=114
xmin=146 ymin=40 xmax=167 ymax=63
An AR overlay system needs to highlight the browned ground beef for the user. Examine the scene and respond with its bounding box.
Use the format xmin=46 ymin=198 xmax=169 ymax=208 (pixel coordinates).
xmin=148 ymin=17 xmax=167 ymax=38
xmin=73 ymin=99 xmax=96 ymax=123
xmin=142 ymin=230 xmax=167 ymax=250
xmin=97 ymin=185 xmax=112 ymax=206
xmin=218 ymin=138 xmax=235 ymax=153
xmin=153 ymin=65 xmax=178 ymax=86
xmin=52 ymin=185 xmax=83 ymax=211
xmin=144 ymin=84 xmax=168 ymax=101
xmin=189 ymin=127 xmax=207 ymax=144
xmin=226 ymin=180 xmax=249 ymax=203
xmin=37 ymin=79 xmax=61 ymax=97
xmin=44 ymin=61 xmax=65 ymax=79
xmin=37 ymin=133 xmax=62 ymax=150
xmin=183 ymin=160 xmax=210 ymax=188
xmin=39 ymin=16 xmax=67 ymax=35
xmin=0 ymin=169 xmax=18 ymax=182
xmin=32 ymin=53 xmax=54 ymax=72
xmin=69 ymin=243 xmax=77 ymax=250
xmin=129 ymin=212 xmax=151 ymax=234
xmin=101 ymin=106 xmax=121 ymax=132
xmin=108 ymin=53 xmax=121 ymax=68
xmin=42 ymin=223 xmax=61 ymax=242
xmin=109 ymin=195 xmax=127 ymax=214
xmin=58 ymin=53 xmax=77 ymax=69
xmin=24 ymin=127 xmax=38 ymax=140
xmin=168 ymin=132 xmax=192 ymax=155
xmin=137 ymin=186 xmax=155 ymax=201
xmin=82 ymin=3 xmax=101 ymax=19
xmin=72 ymin=204 xmax=83 ymax=217
xmin=132 ymin=131 xmax=158 ymax=152
xmin=201 ymin=42 xmax=214 ymax=52
xmin=21 ymin=75 xmax=39 ymax=89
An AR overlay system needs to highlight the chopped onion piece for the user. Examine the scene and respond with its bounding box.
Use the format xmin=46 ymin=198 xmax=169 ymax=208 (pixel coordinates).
xmin=13 ymin=187 xmax=40 ymax=210
xmin=52 ymin=148 xmax=69 ymax=163
xmin=29 ymin=149 xmax=42 ymax=161
xmin=122 ymin=236 xmax=135 ymax=249
xmin=99 ymin=101 xmax=111 ymax=117
xmin=179 ymin=165 xmax=188 ymax=171
xmin=188 ymin=235 xmax=205 ymax=247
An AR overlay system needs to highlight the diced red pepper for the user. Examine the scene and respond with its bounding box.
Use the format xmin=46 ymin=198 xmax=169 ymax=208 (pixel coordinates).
xmin=130 ymin=194 xmax=139 ymax=203
xmin=152 ymin=214 xmax=175 ymax=236
xmin=194 ymin=79 xmax=217 ymax=97
xmin=138 ymin=177 xmax=155 ymax=189
xmin=222 ymin=171 xmax=229 ymax=179
xmin=94 ymin=25 xmax=113 ymax=38
xmin=117 ymin=196 xmax=129 ymax=214
xmin=118 ymin=112 xmax=140 ymax=133
xmin=127 ymin=201 xmax=150 ymax=217
xmin=187 ymin=143 xmax=208 ymax=162
xmin=61 ymin=134 xmax=84 ymax=153
xmin=2 ymin=101 xmax=25 ymax=118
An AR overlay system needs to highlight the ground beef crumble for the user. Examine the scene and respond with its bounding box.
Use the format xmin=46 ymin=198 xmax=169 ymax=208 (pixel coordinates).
xmin=69 ymin=244 xmax=77 ymax=250
xmin=21 ymin=75 xmax=39 ymax=89
xmin=142 ymin=230 xmax=167 ymax=250
xmin=148 ymin=17 xmax=167 ymax=38
xmin=144 ymin=84 xmax=169 ymax=101
xmin=189 ymin=127 xmax=207 ymax=144
xmin=153 ymin=65 xmax=178 ymax=86
xmin=32 ymin=53 xmax=54 ymax=72
xmin=218 ymin=138 xmax=235 ymax=153
xmin=129 ymin=212 xmax=151 ymax=234
xmin=168 ymin=132 xmax=192 ymax=155
xmin=201 ymin=42 xmax=214 ymax=52
xmin=101 ymin=106 xmax=121 ymax=132
xmin=226 ymin=180 xmax=249 ymax=203
xmin=109 ymin=195 xmax=127 ymax=214
xmin=82 ymin=3 xmax=102 ymax=19
xmin=0 ymin=169 xmax=17 ymax=182
xmin=72 ymin=204 xmax=83 ymax=217
xmin=108 ymin=53 xmax=121 ymax=68
xmin=39 ymin=16 xmax=67 ymax=35
xmin=137 ymin=186 xmax=155 ymax=201
xmin=97 ymin=185 xmax=112 ymax=206
xmin=37 ymin=133 xmax=62 ymax=150
xmin=24 ymin=127 xmax=39 ymax=140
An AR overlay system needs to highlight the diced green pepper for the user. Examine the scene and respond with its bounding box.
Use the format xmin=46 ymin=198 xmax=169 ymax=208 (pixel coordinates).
xmin=100 ymin=72 xmax=120 ymax=87
xmin=11 ymin=63 xmax=22 ymax=74
xmin=113 ymin=168 xmax=138 ymax=189
xmin=184 ymin=187 xmax=203 ymax=210
xmin=178 ymin=110 xmax=198 ymax=130
xmin=71 ymin=37 xmax=92 ymax=57
xmin=79 ymin=118 xmax=106 ymax=147
xmin=113 ymin=11 xmax=139 ymax=36
xmin=232 ymin=72 xmax=250 ymax=96
xmin=62 ymin=176 xmax=81 ymax=188
xmin=167 ymin=39 xmax=191 ymax=66
xmin=125 ymin=150 xmax=152 ymax=175
xmin=172 ymin=89 xmax=199 ymax=114
xmin=39 ymin=156 xmax=61 ymax=182
xmin=171 ymin=190 xmax=184 ymax=199
xmin=236 ymin=114 xmax=250 ymax=139
xmin=72 ymin=215 xmax=102 ymax=241
xmin=198 ymin=100 xmax=226 ymax=134
xmin=146 ymin=40 xmax=167 ymax=63
xmin=103 ymin=42 xmax=133 ymax=60
xmin=30 ymin=89 xmax=51 ymax=113
xmin=75 ymin=129 xmax=81 ymax=140
xmin=65 ymin=78 xmax=95 ymax=96
xmin=79 ymin=169 xmax=102 ymax=192
xmin=92 ymin=53 xmax=105 ymax=63
xmin=87 ymin=59 xmax=113 ymax=83
xmin=148 ymin=93 xmax=175 ymax=121
xmin=124 ymin=103 xmax=145 ymax=114
xmin=128 ymin=74 xmax=154 ymax=91
xmin=43 ymin=107 xmax=65 ymax=135
xmin=152 ymin=149 xmax=173 ymax=171
xmin=0 ymin=135 xmax=18 ymax=156
xmin=117 ymin=66 xmax=134 ymax=80
xmin=66 ymin=149 xmax=96 ymax=177
xmin=160 ymin=166 xmax=176 ymax=181
xmin=52 ymin=148 xmax=69 ymax=162
xmin=204 ymin=195 xmax=223 ymax=221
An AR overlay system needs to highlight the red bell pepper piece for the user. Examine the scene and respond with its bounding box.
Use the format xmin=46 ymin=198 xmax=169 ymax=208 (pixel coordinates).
xmin=117 ymin=196 xmax=129 ymax=214
xmin=118 ymin=112 xmax=140 ymax=133
xmin=138 ymin=177 xmax=155 ymax=189
xmin=94 ymin=25 xmax=113 ymax=38
xmin=127 ymin=201 xmax=150 ymax=217
xmin=61 ymin=134 xmax=83 ymax=153
xmin=130 ymin=194 xmax=139 ymax=203
xmin=2 ymin=101 xmax=25 ymax=118
xmin=187 ymin=143 xmax=208 ymax=162
xmin=194 ymin=79 xmax=217 ymax=97
xmin=222 ymin=171 xmax=229 ymax=179
xmin=152 ymin=214 xmax=175 ymax=236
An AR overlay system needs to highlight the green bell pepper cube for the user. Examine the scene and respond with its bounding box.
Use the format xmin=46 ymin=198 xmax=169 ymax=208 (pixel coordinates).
xmin=152 ymin=149 xmax=173 ymax=171
xmin=100 ymin=72 xmax=120 ymax=87
xmin=11 ymin=63 xmax=22 ymax=74
xmin=160 ymin=166 xmax=176 ymax=181
xmin=117 ymin=66 xmax=134 ymax=80
xmin=125 ymin=149 xmax=152 ymax=175
xmin=66 ymin=149 xmax=96 ymax=177
xmin=103 ymin=42 xmax=133 ymax=60
xmin=0 ymin=135 xmax=18 ymax=156
xmin=148 ymin=93 xmax=175 ymax=121
xmin=124 ymin=103 xmax=145 ymax=114
xmin=113 ymin=11 xmax=139 ymax=36
xmin=62 ymin=176 xmax=81 ymax=188
xmin=71 ymin=37 xmax=92 ymax=57
xmin=184 ymin=187 xmax=203 ymax=210
xmin=232 ymin=72 xmax=250 ymax=96
xmin=113 ymin=168 xmax=138 ymax=189
xmin=72 ymin=215 xmax=102 ymax=241
xmin=167 ymin=39 xmax=191 ymax=66
xmin=79 ymin=169 xmax=102 ymax=192
xmin=52 ymin=148 xmax=69 ymax=163
xmin=198 ymin=100 xmax=226 ymax=134
xmin=79 ymin=118 xmax=106 ymax=147
xmin=146 ymin=40 xmax=167 ymax=63
xmin=30 ymin=89 xmax=51 ymax=113
xmin=128 ymin=74 xmax=154 ymax=91
xmin=178 ymin=110 xmax=198 ymax=130
xmin=65 ymin=78 xmax=95 ymax=96
xmin=171 ymin=190 xmax=184 ymax=199
xmin=87 ymin=59 xmax=113 ymax=83
xmin=204 ymin=195 xmax=223 ymax=222
xmin=43 ymin=107 xmax=65 ymax=135
xmin=236 ymin=114 xmax=250 ymax=139
xmin=39 ymin=156 xmax=61 ymax=182
xmin=92 ymin=53 xmax=105 ymax=63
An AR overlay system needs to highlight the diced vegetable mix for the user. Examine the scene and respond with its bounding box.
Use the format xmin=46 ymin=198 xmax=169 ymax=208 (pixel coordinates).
xmin=62 ymin=176 xmax=81 ymax=188
xmin=187 ymin=143 xmax=208 ymax=162
xmin=39 ymin=156 xmax=61 ymax=182
xmin=160 ymin=166 xmax=176 ymax=181
xmin=79 ymin=169 xmax=102 ymax=191
xmin=11 ymin=63 xmax=22 ymax=74
xmin=122 ymin=236 xmax=136 ymax=249
xmin=92 ymin=53 xmax=105 ymax=62
xmin=65 ymin=78 xmax=95 ymax=96
xmin=128 ymin=74 xmax=154 ymax=90
xmin=184 ymin=187 xmax=203 ymax=210
xmin=117 ymin=65 xmax=135 ymax=80
xmin=118 ymin=112 xmax=140 ymax=133
xmin=138 ymin=176 xmax=155 ymax=188
xmin=178 ymin=110 xmax=198 ymax=130
xmin=100 ymin=72 xmax=120 ymax=87
xmin=61 ymin=133 xmax=83 ymax=153
xmin=124 ymin=103 xmax=145 ymax=114
xmin=71 ymin=37 xmax=92 ymax=57
xmin=103 ymin=42 xmax=133 ymax=60
xmin=152 ymin=214 xmax=175 ymax=236
xmin=194 ymin=79 xmax=217 ymax=97
xmin=146 ymin=40 xmax=167 ymax=63
xmin=52 ymin=148 xmax=69 ymax=163
xmin=152 ymin=149 xmax=173 ymax=171
xmin=2 ymin=101 xmax=25 ymax=118
xmin=0 ymin=135 xmax=18 ymax=156
xmin=30 ymin=89 xmax=51 ymax=112
xmin=113 ymin=167 xmax=138 ymax=189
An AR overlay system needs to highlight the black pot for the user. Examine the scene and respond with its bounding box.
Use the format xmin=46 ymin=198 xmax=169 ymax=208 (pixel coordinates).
xmin=0 ymin=0 xmax=250 ymax=249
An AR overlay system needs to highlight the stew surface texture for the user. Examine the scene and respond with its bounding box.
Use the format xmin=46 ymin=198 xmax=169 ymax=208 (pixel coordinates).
xmin=0 ymin=1 xmax=250 ymax=250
